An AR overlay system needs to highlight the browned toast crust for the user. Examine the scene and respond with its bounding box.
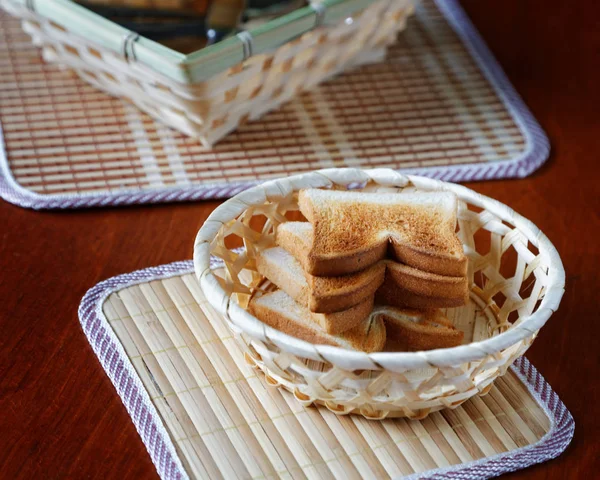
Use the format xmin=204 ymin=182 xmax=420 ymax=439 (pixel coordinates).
xmin=298 ymin=189 xmax=467 ymax=277
xmin=277 ymin=221 xmax=389 ymax=277
xmin=275 ymin=225 xmax=469 ymax=309
xmin=376 ymin=281 xmax=469 ymax=310
xmin=256 ymin=247 xmax=386 ymax=314
xmin=315 ymin=296 xmax=374 ymax=335
xmin=307 ymin=242 xmax=389 ymax=277
xmin=250 ymin=299 xmax=341 ymax=347
xmin=307 ymin=262 xmax=385 ymax=312
xmin=381 ymin=308 xmax=464 ymax=351
xmin=385 ymin=262 xmax=469 ymax=299
xmin=249 ymin=292 xmax=386 ymax=352
xmin=390 ymin=241 xmax=467 ymax=277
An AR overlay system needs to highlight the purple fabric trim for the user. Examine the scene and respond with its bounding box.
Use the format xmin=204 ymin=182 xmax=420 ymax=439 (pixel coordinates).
xmin=1 ymin=0 xmax=550 ymax=210
xmin=79 ymin=260 xmax=573 ymax=480
xmin=78 ymin=261 xmax=193 ymax=480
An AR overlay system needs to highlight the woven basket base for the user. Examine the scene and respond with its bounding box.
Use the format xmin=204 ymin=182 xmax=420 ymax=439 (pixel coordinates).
xmin=242 ymin=285 xmax=505 ymax=420
xmin=83 ymin=262 xmax=574 ymax=479
xmin=0 ymin=0 xmax=548 ymax=210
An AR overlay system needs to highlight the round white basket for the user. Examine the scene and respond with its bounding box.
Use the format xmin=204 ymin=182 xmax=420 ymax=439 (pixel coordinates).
xmin=193 ymin=168 xmax=565 ymax=419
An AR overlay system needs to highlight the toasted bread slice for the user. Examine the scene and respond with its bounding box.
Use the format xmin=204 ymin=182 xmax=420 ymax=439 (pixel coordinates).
xmin=380 ymin=307 xmax=464 ymax=351
xmin=275 ymin=222 xmax=313 ymax=272
xmin=375 ymin=280 xmax=469 ymax=309
xmin=256 ymin=247 xmax=385 ymax=313
xmin=277 ymin=222 xmax=468 ymax=305
xmin=385 ymin=262 xmax=469 ymax=300
xmin=253 ymin=287 xmax=375 ymax=335
xmin=298 ymin=189 xmax=467 ymax=277
xmin=308 ymin=296 xmax=374 ymax=335
xmin=249 ymin=290 xmax=386 ymax=352
xmin=277 ymin=221 xmax=387 ymax=277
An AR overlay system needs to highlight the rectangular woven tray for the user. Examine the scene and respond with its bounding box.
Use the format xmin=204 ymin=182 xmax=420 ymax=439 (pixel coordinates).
xmin=2 ymin=0 xmax=414 ymax=145
xmin=79 ymin=261 xmax=574 ymax=480
xmin=0 ymin=0 xmax=549 ymax=210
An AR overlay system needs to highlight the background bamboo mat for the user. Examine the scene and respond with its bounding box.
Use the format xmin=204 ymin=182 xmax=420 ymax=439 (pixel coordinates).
xmin=102 ymin=271 xmax=552 ymax=479
xmin=0 ymin=0 xmax=547 ymax=208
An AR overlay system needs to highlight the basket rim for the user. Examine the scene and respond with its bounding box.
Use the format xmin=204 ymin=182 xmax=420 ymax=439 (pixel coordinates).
xmin=193 ymin=167 xmax=565 ymax=370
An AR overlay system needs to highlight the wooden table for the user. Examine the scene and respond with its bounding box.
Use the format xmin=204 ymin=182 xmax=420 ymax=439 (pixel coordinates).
xmin=1 ymin=0 xmax=598 ymax=478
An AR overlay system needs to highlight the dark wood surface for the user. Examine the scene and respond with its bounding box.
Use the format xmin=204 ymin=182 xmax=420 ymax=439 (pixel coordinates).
xmin=1 ymin=0 xmax=598 ymax=478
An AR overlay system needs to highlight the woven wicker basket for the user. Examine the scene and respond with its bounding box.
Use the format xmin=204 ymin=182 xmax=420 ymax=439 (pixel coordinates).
xmin=1 ymin=0 xmax=414 ymax=146
xmin=193 ymin=168 xmax=565 ymax=419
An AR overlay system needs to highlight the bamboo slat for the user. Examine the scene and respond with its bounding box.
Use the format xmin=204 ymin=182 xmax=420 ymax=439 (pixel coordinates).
xmin=103 ymin=271 xmax=551 ymax=479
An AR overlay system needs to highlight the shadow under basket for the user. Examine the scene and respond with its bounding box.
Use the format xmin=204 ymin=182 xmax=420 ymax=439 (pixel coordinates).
xmin=193 ymin=168 xmax=565 ymax=419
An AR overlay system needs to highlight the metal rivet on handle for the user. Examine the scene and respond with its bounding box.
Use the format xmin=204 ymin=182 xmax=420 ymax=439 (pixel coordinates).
xmin=310 ymin=2 xmax=327 ymax=28
xmin=236 ymin=31 xmax=253 ymax=60
xmin=122 ymin=31 xmax=140 ymax=62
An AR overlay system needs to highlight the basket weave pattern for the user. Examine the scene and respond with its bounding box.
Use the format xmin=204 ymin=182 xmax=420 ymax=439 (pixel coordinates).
xmin=2 ymin=0 xmax=414 ymax=146
xmin=194 ymin=168 xmax=565 ymax=419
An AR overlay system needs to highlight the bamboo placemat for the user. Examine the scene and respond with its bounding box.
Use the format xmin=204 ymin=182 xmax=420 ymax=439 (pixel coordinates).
xmin=0 ymin=0 xmax=549 ymax=210
xmin=79 ymin=261 xmax=574 ymax=480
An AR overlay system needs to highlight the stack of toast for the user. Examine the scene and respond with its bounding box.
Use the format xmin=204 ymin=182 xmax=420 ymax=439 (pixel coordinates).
xmin=249 ymin=188 xmax=469 ymax=352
